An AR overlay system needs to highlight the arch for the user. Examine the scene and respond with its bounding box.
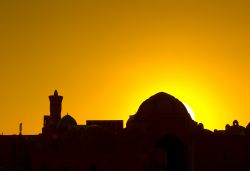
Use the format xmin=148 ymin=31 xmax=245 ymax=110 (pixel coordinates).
xmin=90 ymin=164 xmax=98 ymax=171
xmin=156 ymin=134 xmax=188 ymax=171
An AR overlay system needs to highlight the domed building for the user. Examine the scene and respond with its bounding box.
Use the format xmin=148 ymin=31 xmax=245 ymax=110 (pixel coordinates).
xmin=57 ymin=114 xmax=77 ymax=133
xmin=1 ymin=91 xmax=250 ymax=171
xmin=121 ymin=92 xmax=196 ymax=171
xmin=126 ymin=92 xmax=195 ymax=144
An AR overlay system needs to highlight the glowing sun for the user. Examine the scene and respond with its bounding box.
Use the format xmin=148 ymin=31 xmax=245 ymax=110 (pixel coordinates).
xmin=183 ymin=102 xmax=196 ymax=120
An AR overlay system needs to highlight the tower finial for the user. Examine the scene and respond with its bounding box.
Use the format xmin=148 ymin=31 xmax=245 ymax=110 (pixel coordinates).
xmin=54 ymin=90 xmax=58 ymax=96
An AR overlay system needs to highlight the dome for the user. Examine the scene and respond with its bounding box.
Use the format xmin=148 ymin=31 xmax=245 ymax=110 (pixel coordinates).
xmin=57 ymin=114 xmax=77 ymax=131
xmin=137 ymin=92 xmax=190 ymax=118
xmin=127 ymin=92 xmax=192 ymax=127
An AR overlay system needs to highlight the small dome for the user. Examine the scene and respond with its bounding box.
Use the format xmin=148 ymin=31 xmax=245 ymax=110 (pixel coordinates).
xmin=57 ymin=114 xmax=77 ymax=131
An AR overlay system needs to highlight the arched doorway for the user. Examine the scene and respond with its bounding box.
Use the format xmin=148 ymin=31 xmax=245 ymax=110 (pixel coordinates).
xmin=156 ymin=134 xmax=188 ymax=171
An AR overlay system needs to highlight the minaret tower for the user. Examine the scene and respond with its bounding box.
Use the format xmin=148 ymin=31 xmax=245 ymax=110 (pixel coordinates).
xmin=49 ymin=90 xmax=63 ymax=127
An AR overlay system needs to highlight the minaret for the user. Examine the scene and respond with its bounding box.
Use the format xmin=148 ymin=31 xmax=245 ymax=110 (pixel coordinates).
xmin=49 ymin=90 xmax=63 ymax=127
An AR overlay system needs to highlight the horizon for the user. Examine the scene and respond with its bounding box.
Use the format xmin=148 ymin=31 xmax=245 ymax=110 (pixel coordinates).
xmin=1 ymin=90 xmax=249 ymax=135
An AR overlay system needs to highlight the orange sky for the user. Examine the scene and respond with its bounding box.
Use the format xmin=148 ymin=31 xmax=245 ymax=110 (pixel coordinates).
xmin=1 ymin=0 xmax=250 ymax=134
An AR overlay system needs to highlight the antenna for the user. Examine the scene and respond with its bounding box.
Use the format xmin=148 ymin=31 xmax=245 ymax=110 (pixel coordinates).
xmin=19 ymin=122 xmax=22 ymax=135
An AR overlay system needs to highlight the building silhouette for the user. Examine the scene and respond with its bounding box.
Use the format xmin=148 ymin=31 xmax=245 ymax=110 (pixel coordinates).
xmin=0 ymin=90 xmax=250 ymax=170
xmin=42 ymin=90 xmax=63 ymax=136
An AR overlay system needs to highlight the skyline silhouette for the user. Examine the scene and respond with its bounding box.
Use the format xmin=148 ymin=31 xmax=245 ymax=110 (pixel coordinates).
xmin=1 ymin=1 xmax=250 ymax=169
xmin=1 ymin=89 xmax=250 ymax=135
xmin=1 ymin=90 xmax=249 ymax=135
xmin=1 ymin=0 xmax=250 ymax=134
xmin=0 ymin=90 xmax=249 ymax=171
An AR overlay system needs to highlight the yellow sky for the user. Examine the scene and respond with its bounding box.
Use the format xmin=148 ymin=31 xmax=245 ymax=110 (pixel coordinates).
xmin=0 ymin=0 xmax=250 ymax=134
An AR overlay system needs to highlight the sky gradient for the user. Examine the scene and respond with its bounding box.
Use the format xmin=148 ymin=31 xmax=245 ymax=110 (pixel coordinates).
xmin=1 ymin=0 xmax=250 ymax=134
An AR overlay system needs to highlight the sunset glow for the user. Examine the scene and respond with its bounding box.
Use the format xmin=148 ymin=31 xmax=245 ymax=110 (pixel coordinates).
xmin=183 ymin=103 xmax=195 ymax=121
xmin=0 ymin=0 xmax=250 ymax=134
